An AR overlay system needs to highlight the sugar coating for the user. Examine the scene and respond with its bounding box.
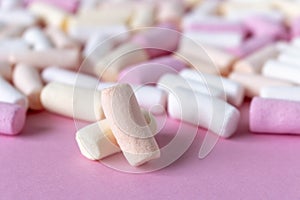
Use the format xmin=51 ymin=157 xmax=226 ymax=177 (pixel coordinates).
xmin=250 ymin=97 xmax=300 ymax=134
xmin=0 ymin=102 xmax=26 ymax=135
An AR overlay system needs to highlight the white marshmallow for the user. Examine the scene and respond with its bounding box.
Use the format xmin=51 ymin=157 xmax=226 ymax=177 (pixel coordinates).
xmin=260 ymin=86 xmax=300 ymax=102
xmin=0 ymin=0 xmax=23 ymax=10
xmin=158 ymin=74 xmax=225 ymax=100
xmin=262 ymin=60 xmax=300 ymax=84
xmin=0 ymin=61 xmax=12 ymax=81
xmin=179 ymin=69 xmax=244 ymax=106
xmin=278 ymin=53 xmax=300 ymax=67
xmin=41 ymin=82 xmax=104 ymax=122
xmin=168 ymin=87 xmax=240 ymax=138
xmin=0 ymin=76 xmax=28 ymax=109
xmin=23 ymin=27 xmax=53 ymax=51
xmin=76 ymin=110 xmax=157 ymax=160
xmin=0 ymin=9 xmax=37 ymax=26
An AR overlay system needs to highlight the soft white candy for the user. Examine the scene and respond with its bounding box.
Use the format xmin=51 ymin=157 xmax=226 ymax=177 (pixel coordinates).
xmin=262 ymin=59 xmax=300 ymax=84
xmin=23 ymin=27 xmax=53 ymax=50
xmin=158 ymin=74 xmax=225 ymax=100
xmin=76 ymin=110 xmax=157 ymax=160
xmin=42 ymin=67 xmax=99 ymax=89
xmin=0 ymin=76 xmax=28 ymax=109
xmin=260 ymin=86 xmax=300 ymax=102
xmin=0 ymin=9 xmax=37 ymax=26
xmin=0 ymin=0 xmax=23 ymax=10
xmin=41 ymin=82 xmax=104 ymax=122
xmin=41 ymin=68 xmax=166 ymax=115
xmin=168 ymin=87 xmax=240 ymax=138
xmin=278 ymin=53 xmax=300 ymax=67
xmin=179 ymin=69 xmax=244 ymax=106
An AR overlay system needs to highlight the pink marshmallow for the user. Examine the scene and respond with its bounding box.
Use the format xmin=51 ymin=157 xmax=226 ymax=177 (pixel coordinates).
xmin=0 ymin=102 xmax=26 ymax=135
xmin=244 ymin=16 xmax=287 ymax=39
xmin=187 ymin=22 xmax=247 ymax=35
xmin=291 ymin=17 xmax=300 ymax=38
xmin=118 ymin=56 xmax=187 ymax=85
xmin=25 ymin=0 xmax=79 ymax=13
xmin=228 ymin=35 xmax=275 ymax=58
xmin=250 ymin=97 xmax=300 ymax=135
xmin=131 ymin=22 xmax=181 ymax=58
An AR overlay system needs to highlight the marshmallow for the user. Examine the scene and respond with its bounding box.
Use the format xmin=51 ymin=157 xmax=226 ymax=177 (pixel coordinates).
xmin=28 ymin=1 xmax=70 ymax=28
xmin=278 ymin=53 xmax=300 ymax=67
xmin=180 ymin=69 xmax=245 ymax=106
xmin=260 ymin=86 xmax=300 ymax=102
xmin=129 ymin=3 xmax=155 ymax=28
xmin=229 ymin=72 xmax=292 ymax=97
xmin=0 ymin=0 xmax=23 ymax=10
xmin=41 ymin=82 xmax=104 ymax=122
xmin=42 ymin=66 xmax=99 ymax=89
xmin=131 ymin=22 xmax=180 ymax=58
xmin=45 ymin=26 xmax=81 ymax=49
xmin=291 ymin=18 xmax=300 ymax=38
xmin=93 ymin=42 xmax=149 ymax=82
xmin=262 ymin=60 xmax=300 ymax=84
xmin=118 ymin=56 xmax=187 ymax=85
xmin=0 ymin=25 xmax=25 ymax=39
xmin=228 ymin=35 xmax=274 ymax=58
xmin=12 ymin=64 xmax=44 ymax=110
xmin=244 ymin=16 xmax=287 ymax=39
xmin=0 ymin=9 xmax=37 ymax=27
xmin=101 ymin=84 xmax=160 ymax=167
xmin=0 ymin=102 xmax=26 ymax=135
xmin=0 ymin=61 xmax=12 ymax=81
xmin=0 ymin=76 xmax=28 ymax=109
xmin=177 ymin=38 xmax=236 ymax=75
xmin=233 ymin=43 xmax=279 ymax=73
xmin=23 ymin=27 xmax=53 ymax=50
xmin=158 ymin=74 xmax=225 ymax=100
xmin=250 ymin=97 xmax=300 ymax=135
xmin=1 ymin=49 xmax=81 ymax=69
xmin=76 ymin=110 xmax=157 ymax=160
xmin=0 ymin=38 xmax=30 ymax=52
xmin=168 ymin=87 xmax=240 ymax=138
xmin=156 ymin=0 xmax=185 ymax=23
xmin=25 ymin=0 xmax=79 ymax=13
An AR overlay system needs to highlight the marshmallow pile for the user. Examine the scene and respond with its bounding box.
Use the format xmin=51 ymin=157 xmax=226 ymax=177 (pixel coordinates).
xmin=1 ymin=0 xmax=300 ymax=167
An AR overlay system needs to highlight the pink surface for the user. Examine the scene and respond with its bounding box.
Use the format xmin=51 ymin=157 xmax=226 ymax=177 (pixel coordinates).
xmin=250 ymin=97 xmax=300 ymax=134
xmin=187 ymin=23 xmax=247 ymax=36
xmin=1 ymin=101 xmax=300 ymax=199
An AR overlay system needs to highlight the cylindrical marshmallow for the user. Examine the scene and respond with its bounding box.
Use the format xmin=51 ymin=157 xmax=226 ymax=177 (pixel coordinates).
xmin=45 ymin=26 xmax=81 ymax=49
xmin=23 ymin=27 xmax=53 ymax=50
xmin=0 ymin=61 xmax=12 ymax=81
xmin=228 ymin=35 xmax=274 ymax=58
xmin=76 ymin=110 xmax=157 ymax=160
xmin=101 ymin=84 xmax=160 ymax=167
xmin=1 ymin=0 xmax=23 ymax=10
xmin=13 ymin=64 xmax=44 ymax=110
xmin=260 ymin=86 xmax=300 ymax=102
xmin=41 ymin=82 xmax=104 ymax=122
xmin=129 ymin=3 xmax=155 ymax=28
xmin=262 ymin=60 xmax=300 ymax=84
xmin=131 ymin=22 xmax=180 ymax=58
xmin=158 ymin=74 xmax=225 ymax=100
xmin=28 ymin=2 xmax=70 ymax=28
xmin=0 ymin=76 xmax=28 ymax=109
xmin=291 ymin=18 xmax=300 ymax=38
xmin=0 ymin=102 xmax=26 ymax=135
xmin=132 ymin=85 xmax=167 ymax=115
xmin=0 ymin=9 xmax=37 ymax=27
xmin=168 ymin=87 xmax=240 ymax=138
xmin=177 ymin=38 xmax=236 ymax=75
xmin=25 ymin=0 xmax=79 ymax=13
xmin=250 ymin=97 xmax=300 ymax=135
xmin=229 ymin=72 xmax=292 ymax=97
xmin=180 ymin=69 xmax=245 ymax=107
xmin=156 ymin=0 xmax=184 ymax=23
xmin=118 ymin=56 xmax=187 ymax=85
xmin=94 ymin=42 xmax=149 ymax=81
xmin=278 ymin=53 xmax=300 ymax=67
xmin=233 ymin=43 xmax=279 ymax=73
xmin=42 ymin=67 xmax=99 ymax=89
xmin=2 ymin=49 xmax=81 ymax=69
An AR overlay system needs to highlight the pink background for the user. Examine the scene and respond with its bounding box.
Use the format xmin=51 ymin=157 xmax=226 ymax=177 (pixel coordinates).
xmin=1 ymin=101 xmax=300 ymax=199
